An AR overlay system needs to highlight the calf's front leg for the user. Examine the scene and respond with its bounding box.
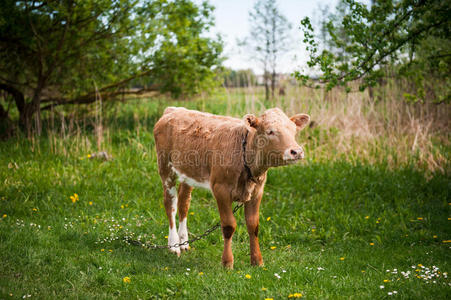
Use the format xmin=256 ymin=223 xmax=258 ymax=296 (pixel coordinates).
xmin=213 ymin=184 xmax=236 ymax=269
xmin=245 ymin=189 xmax=263 ymax=266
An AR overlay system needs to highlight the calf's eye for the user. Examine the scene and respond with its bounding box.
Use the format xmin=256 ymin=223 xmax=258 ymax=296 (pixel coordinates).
xmin=267 ymin=130 xmax=274 ymax=135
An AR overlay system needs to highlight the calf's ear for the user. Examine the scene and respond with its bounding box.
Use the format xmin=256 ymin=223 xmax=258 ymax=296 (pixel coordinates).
xmin=290 ymin=114 xmax=310 ymax=131
xmin=243 ymin=114 xmax=260 ymax=129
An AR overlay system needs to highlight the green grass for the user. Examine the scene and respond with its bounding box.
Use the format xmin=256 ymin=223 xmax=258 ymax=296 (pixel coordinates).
xmin=1 ymin=97 xmax=450 ymax=299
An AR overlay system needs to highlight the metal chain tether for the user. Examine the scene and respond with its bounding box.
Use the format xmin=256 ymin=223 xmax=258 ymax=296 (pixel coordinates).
xmin=124 ymin=203 xmax=244 ymax=250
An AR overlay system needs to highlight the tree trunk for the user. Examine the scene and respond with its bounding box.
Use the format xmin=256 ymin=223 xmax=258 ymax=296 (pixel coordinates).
xmin=0 ymin=83 xmax=42 ymax=136
xmin=271 ymin=70 xmax=276 ymax=99
xmin=20 ymin=84 xmax=43 ymax=136
xmin=264 ymin=71 xmax=269 ymax=101
xmin=19 ymin=102 xmax=39 ymax=137
xmin=0 ymin=83 xmax=29 ymax=136
xmin=0 ymin=101 xmax=14 ymax=139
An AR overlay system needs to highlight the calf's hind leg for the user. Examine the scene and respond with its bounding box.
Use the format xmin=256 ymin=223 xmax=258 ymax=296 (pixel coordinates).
xmin=161 ymin=173 xmax=181 ymax=256
xmin=177 ymin=182 xmax=193 ymax=251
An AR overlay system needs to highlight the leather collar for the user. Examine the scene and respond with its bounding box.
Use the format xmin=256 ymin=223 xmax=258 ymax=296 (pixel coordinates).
xmin=242 ymin=130 xmax=257 ymax=183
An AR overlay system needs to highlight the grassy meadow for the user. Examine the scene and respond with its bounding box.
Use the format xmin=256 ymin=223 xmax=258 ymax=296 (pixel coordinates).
xmin=1 ymin=85 xmax=450 ymax=299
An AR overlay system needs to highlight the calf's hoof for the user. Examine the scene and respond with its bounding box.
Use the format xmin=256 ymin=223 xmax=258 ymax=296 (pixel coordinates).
xmin=251 ymin=258 xmax=263 ymax=266
xmin=169 ymin=246 xmax=181 ymax=257
xmin=168 ymin=231 xmax=181 ymax=256
xmin=178 ymin=228 xmax=189 ymax=251
xmin=222 ymin=260 xmax=234 ymax=269
xmin=180 ymin=243 xmax=190 ymax=251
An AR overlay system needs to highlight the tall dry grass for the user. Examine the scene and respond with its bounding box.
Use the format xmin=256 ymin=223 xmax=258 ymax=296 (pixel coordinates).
xmin=14 ymin=80 xmax=450 ymax=174
xmin=225 ymin=81 xmax=450 ymax=173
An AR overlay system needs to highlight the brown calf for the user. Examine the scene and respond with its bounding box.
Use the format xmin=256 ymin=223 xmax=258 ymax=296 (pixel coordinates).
xmin=153 ymin=107 xmax=310 ymax=268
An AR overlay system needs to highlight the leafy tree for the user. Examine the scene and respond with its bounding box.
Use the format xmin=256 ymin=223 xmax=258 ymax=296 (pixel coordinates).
xmin=245 ymin=0 xmax=291 ymax=100
xmin=0 ymin=0 xmax=222 ymax=136
xmin=295 ymin=0 xmax=450 ymax=103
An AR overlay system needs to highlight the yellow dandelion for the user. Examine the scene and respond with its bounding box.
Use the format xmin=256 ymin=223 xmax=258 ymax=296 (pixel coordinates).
xmin=442 ymin=240 xmax=451 ymax=243
xmin=415 ymin=269 xmax=420 ymax=272
xmin=245 ymin=274 xmax=251 ymax=279
xmin=190 ymin=212 xmax=194 ymax=215
xmin=448 ymin=217 xmax=451 ymax=221
xmin=270 ymin=246 xmax=277 ymax=250
xmin=383 ymin=279 xmax=390 ymax=283
xmin=123 ymin=276 xmax=131 ymax=283
xmin=365 ymin=216 xmax=369 ymax=219
xmin=433 ymin=235 xmax=437 ymax=238
xmin=89 ymin=201 xmax=93 ymax=206
xmin=70 ymin=193 xmax=79 ymax=203
xmin=376 ymin=220 xmax=380 ymax=224
xmin=265 ymin=298 xmax=274 ymax=300
xmin=32 ymin=208 xmax=38 ymax=212
xmin=165 ymin=235 xmax=168 ymax=239
xmin=120 ymin=205 xmax=124 ymax=209
xmin=266 ymin=216 xmax=271 ymax=221
xmin=417 ymin=217 xmax=423 ymax=221
xmin=340 ymin=257 xmax=345 ymax=261
xmin=289 ymin=293 xmax=302 ymax=298
xmin=2 ymin=214 xmax=7 ymax=218
xmin=311 ymin=229 xmax=316 ymax=232
xmin=361 ymin=270 xmax=365 ymax=273
xmin=101 ymin=249 xmax=105 ymax=252
xmin=418 ymin=264 xmax=423 ymax=267
xmin=198 ymin=272 xmax=204 ymax=276
xmin=87 ymin=154 xmax=91 ymax=158
xmin=370 ymin=242 xmax=374 ymax=246
xmin=108 ymin=249 xmax=113 ymax=252
xmin=261 ymin=287 xmax=267 ymax=291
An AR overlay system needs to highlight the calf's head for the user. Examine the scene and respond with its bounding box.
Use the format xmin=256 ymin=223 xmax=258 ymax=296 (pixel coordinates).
xmin=244 ymin=108 xmax=310 ymax=167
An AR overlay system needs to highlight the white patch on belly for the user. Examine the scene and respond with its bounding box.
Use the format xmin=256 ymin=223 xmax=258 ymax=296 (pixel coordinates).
xmin=170 ymin=164 xmax=210 ymax=190
xmin=178 ymin=217 xmax=189 ymax=250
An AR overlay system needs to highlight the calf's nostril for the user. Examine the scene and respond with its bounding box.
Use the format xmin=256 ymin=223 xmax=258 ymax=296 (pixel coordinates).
xmin=290 ymin=149 xmax=297 ymax=156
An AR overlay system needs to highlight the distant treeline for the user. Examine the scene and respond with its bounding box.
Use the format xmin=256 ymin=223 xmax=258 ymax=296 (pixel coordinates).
xmin=221 ymin=68 xmax=258 ymax=88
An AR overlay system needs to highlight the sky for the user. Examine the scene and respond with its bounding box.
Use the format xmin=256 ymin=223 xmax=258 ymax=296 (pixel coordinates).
xmin=207 ymin=0 xmax=338 ymax=75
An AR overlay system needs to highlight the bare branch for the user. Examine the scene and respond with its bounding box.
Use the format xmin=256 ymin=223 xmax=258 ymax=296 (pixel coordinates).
xmin=40 ymin=85 xmax=159 ymax=110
